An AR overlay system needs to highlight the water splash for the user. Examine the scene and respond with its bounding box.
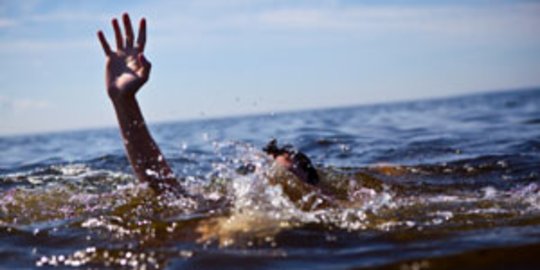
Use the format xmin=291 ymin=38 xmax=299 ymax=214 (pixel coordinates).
xmin=1 ymin=140 xmax=540 ymax=268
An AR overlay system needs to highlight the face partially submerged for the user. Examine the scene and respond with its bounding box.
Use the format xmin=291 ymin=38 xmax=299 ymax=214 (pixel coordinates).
xmin=263 ymin=139 xmax=320 ymax=185
xmin=274 ymin=153 xmax=293 ymax=169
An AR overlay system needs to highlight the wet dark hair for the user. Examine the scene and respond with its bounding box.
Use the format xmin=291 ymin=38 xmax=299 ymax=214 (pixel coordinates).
xmin=263 ymin=139 xmax=320 ymax=185
xmin=263 ymin=139 xmax=292 ymax=157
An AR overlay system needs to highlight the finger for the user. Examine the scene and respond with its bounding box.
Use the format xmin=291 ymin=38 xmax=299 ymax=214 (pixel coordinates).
xmin=123 ymin=13 xmax=134 ymax=49
xmin=136 ymin=18 xmax=146 ymax=53
xmin=97 ymin=31 xmax=112 ymax=56
xmin=112 ymin=18 xmax=124 ymax=50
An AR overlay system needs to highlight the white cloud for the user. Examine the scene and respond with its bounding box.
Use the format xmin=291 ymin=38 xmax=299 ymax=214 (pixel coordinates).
xmin=0 ymin=18 xmax=17 ymax=28
xmin=2 ymin=1 xmax=539 ymax=53
xmin=252 ymin=3 xmax=540 ymax=37
xmin=0 ymin=39 xmax=93 ymax=53
xmin=0 ymin=95 xmax=52 ymax=112
xmin=26 ymin=11 xmax=110 ymax=24
xmin=137 ymin=1 xmax=540 ymax=49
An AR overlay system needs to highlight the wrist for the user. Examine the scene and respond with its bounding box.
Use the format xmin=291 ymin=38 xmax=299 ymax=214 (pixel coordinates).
xmin=110 ymin=93 xmax=137 ymax=109
xmin=108 ymin=87 xmax=137 ymax=104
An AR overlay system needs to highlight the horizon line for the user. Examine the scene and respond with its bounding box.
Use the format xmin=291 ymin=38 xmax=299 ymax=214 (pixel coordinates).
xmin=1 ymin=85 xmax=538 ymax=139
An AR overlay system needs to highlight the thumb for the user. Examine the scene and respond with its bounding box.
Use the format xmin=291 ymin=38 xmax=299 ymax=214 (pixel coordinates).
xmin=138 ymin=53 xmax=151 ymax=70
xmin=137 ymin=53 xmax=152 ymax=79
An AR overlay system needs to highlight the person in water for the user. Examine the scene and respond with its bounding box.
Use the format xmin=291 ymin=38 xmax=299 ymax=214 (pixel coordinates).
xmin=97 ymin=13 xmax=319 ymax=195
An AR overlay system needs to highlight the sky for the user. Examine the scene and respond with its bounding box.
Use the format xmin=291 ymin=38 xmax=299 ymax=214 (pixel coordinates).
xmin=0 ymin=0 xmax=539 ymax=136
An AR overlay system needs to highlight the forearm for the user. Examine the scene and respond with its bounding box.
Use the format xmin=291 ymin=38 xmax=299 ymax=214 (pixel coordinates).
xmin=112 ymin=96 xmax=181 ymax=194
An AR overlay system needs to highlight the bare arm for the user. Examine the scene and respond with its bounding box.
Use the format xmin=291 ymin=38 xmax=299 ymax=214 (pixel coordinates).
xmin=97 ymin=13 xmax=181 ymax=194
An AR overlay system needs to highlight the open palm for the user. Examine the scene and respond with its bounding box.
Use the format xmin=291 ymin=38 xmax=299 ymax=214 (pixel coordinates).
xmin=97 ymin=14 xmax=151 ymax=100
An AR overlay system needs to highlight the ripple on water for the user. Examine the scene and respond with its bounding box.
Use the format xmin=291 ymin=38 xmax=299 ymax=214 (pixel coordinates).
xmin=1 ymin=89 xmax=540 ymax=269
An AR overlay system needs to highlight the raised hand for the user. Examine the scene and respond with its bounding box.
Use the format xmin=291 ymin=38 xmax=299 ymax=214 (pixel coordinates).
xmin=97 ymin=13 xmax=151 ymax=101
xmin=96 ymin=14 xmax=182 ymax=195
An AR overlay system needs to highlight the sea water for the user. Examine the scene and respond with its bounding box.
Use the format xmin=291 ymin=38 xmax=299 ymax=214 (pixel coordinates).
xmin=1 ymin=89 xmax=539 ymax=269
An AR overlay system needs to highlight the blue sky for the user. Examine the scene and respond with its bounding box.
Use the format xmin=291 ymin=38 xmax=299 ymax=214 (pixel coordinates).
xmin=1 ymin=0 xmax=539 ymax=135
